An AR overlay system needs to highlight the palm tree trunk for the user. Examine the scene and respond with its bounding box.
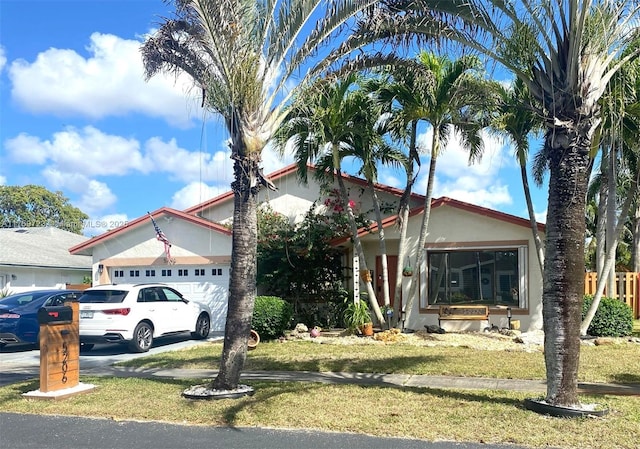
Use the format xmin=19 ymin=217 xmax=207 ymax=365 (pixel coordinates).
xmin=211 ymin=157 xmax=258 ymax=391
xmin=369 ymin=183 xmax=391 ymax=308
xmin=520 ymin=164 xmax=544 ymax=274
xmin=542 ymin=138 xmax=591 ymax=406
xmin=393 ymin=120 xmax=419 ymax=327
xmin=403 ymin=128 xmax=439 ymax=320
xmin=581 ymin=174 xmax=639 ymax=335
xmin=605 ymin=146 xmax=617 ymax=294
xmin=336 ymin=172 xmax=385 ymax=325
xmin=596 ymin=156 xmax=607 ymax=277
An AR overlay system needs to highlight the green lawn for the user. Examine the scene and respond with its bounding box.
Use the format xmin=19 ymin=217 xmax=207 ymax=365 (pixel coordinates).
xmin=1 ymin=336 xmax=638 ymax=449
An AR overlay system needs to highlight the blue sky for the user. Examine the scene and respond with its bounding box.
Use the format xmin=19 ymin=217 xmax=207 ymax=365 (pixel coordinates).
xmin=0 ymin=0 xmax=549 ymax=236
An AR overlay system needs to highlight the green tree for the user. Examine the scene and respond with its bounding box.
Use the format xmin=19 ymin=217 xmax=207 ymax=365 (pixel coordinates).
xmin=274 ymin=73 xmax=386 ymax=324
xmin=0 ymin=185 xmax=88 ymax=235
xmin=359 ymin=0 xmax=640 ymax=407
xmin=141 ymin=0 xmax=377 ymax=391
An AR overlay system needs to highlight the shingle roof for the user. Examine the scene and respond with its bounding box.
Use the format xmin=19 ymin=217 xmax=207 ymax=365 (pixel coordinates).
xmin=0 ymin=227 xmax=92 ymax=269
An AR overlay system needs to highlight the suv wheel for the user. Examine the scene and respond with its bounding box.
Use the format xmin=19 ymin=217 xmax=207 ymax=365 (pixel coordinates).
xmin=129 ymin=321 xmax=153 ymax=352
xmin=191 ymin=313 xmax=211 ymax=339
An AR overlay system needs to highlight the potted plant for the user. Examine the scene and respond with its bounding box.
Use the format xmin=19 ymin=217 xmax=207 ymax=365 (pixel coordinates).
xmin=343 ymin=300 xmax=373 ymax=336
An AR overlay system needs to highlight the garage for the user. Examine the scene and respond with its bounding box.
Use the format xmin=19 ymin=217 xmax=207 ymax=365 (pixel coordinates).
xmin=110 ymin=264 xmax=230 ymax=331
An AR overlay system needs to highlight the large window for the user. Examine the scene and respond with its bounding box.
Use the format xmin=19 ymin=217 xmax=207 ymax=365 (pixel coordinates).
xmin=426 ymin=247 xmax=527 ymax=307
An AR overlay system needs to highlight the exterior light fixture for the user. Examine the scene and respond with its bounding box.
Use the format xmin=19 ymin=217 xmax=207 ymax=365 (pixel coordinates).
xmin=98 ymin=264 xmax=104 ymax=275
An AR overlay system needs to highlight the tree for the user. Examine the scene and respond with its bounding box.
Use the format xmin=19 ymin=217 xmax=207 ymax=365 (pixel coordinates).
xmin=274 ymin=73 xmax=386 ymax=324
xmin=493 ymin=79 xmax=545 ymax=274
xmin=141 ymin=0 xmax=379 ymax=392
xmin=358 ymin=0 xmax=640 ymax=407
xmin=381 ymin=51 xmax=497 ymax=321
xmin=0 ymin=185 xmax=88 ymax=235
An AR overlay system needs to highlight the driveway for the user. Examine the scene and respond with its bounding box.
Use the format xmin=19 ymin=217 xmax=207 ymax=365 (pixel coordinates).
xmin=0 ymin=332 xmax=223 ymax=387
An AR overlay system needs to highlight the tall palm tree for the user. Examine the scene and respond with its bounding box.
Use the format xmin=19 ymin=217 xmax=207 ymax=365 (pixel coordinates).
xmin=362 ymin=62 xmax=433 ymax=326
xmin=140 ymin=0 xmax=379 ymax=392
xmin=493 ymin=78 xmax=545 ymax=274
xmin=274 ymin=73 xmax=386 ymax=324
xmin=357 ymin=0 xmax=640 ymax=407
xmin=385 ymin=51 xmax=497 ymax=319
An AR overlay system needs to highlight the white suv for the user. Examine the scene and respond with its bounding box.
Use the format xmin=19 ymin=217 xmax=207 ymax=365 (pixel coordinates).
xmin=78 ymin=283 xmax=211 ymax=352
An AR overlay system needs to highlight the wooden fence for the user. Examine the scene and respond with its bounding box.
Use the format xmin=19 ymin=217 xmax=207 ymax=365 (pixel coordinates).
xmin=584 ymin=272 xmax=640 ymax=319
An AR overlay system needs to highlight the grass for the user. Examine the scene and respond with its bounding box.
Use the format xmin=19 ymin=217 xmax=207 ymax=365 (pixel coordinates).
xmin=1 ymin=335 xmax=639 ymax=449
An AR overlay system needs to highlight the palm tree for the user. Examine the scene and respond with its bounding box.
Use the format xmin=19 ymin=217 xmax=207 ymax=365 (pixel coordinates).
xmin=493 ymin=78 xmax=545 ymax=274
xmin=140 ymin=0 xmax=379 ymax=392
xmin=357 ymin=0 xmax=640 ymax=407
xmin=362 ymin=62 xmax=433 ymax=326
xmin=274 ymin=73 xmax=386 ymax=325
xmin=383 ymin=51 xmax=497 ymax=320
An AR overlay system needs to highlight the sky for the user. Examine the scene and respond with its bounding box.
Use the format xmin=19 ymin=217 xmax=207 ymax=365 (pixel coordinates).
xmin=0 ymin=0 xmax=549 ymax=237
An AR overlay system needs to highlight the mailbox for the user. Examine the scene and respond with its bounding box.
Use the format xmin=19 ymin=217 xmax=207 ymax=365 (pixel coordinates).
xmin=38 ymin=306 xmax=74 ymax=324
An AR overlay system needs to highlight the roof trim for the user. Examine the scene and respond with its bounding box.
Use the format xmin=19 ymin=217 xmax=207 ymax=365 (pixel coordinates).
xmin=330 ymin=196 xmax=546 ymax=246
xmin=184 ymin=162 xmax=425 ymax=215
xmin=69 ymin=207 xmax=231 ymax=254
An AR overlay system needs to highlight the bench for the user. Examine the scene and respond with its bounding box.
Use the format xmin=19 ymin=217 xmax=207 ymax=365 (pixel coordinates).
xmin=438 ymin=305 xmax=489 ymax=327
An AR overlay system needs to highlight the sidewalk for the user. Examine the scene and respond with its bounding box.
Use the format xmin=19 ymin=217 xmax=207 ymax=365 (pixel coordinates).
xmin=84 ymin=365 xmax=640 ymax=396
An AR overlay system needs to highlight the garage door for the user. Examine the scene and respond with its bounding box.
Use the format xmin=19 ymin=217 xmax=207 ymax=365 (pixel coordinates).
xmin=110 ymin=264 xmax=229 ymax=331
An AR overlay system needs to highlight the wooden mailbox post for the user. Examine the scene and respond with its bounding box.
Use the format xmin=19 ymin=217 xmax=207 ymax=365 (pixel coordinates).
xmin=37 ymin=301 xmax=80 ymax=393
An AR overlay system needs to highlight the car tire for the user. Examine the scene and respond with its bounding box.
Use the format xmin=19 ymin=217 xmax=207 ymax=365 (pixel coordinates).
xmin=191 ymin=313 xmax=211 ymax=339
xmin=129 ymin=321 xmax=153 ymax=353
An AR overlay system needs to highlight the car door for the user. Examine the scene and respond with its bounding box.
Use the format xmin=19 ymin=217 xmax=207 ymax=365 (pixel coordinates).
xmin=137 ymin=287 xmax=172 ymax=336
xmin=159 ymin=287 xmax=192 ymax=332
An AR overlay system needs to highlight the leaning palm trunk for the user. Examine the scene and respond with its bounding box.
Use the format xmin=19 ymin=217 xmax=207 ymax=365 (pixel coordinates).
xmin=520 ymin=163 xmax=544 ymax=275
xmin=581 ymin=174 xmax=639 ymax=335
xmin=337 ymin=172 xmax=385 ymax=325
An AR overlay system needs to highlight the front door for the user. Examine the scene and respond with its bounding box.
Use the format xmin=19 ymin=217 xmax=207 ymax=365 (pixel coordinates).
xmin=375 ymin=255 xmax=400 ymax=308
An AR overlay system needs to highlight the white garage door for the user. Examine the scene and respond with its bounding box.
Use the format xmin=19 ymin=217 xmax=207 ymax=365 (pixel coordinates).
xmin=110 ymin=264 xmax=229 ymax=331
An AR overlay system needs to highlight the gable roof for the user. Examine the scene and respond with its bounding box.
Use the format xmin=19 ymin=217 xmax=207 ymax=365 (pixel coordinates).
xmin=184 ymin=162 xmax=425 ymax=216
xmin=69 ymin=207 xmax=231 ymax=256
xmin=330 ymin=196 xmax=546 ymax=246
xmin=0 ymin=227 xmax=91 ymax=269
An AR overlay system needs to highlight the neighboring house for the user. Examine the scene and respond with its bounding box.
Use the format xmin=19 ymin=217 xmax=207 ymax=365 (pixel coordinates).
xmin=70 ymin=163 xmax=546 ymax=333
xmin=0 ymin=227 xmax=92 ymax=293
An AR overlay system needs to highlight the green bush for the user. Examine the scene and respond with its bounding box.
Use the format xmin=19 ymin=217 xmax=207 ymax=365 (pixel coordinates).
xmin=252 ymin=296 xmax=294 ymax=340
xmin=582 ymin=295 xmax=634 ymax=337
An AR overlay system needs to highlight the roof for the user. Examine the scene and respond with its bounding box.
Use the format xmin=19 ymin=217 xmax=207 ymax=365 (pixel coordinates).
xmin=0 ymin=227 xmax=92 ymax=269
xmin=69 ymin=207 xmax=232 ymax=256
xmin=184 ymin=163 xmax=426 ymax=216
xmin=330 ymin=196 xmax=546 ymax=246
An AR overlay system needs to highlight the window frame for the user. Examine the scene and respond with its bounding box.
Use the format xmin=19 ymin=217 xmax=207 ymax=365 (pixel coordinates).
xmin=420 ymin=241 xmax=529 ymax=311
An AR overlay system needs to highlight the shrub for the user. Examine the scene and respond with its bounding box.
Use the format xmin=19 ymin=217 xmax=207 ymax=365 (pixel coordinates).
xmin=252 ymin=296 xmax=293 ymax=340
xmin=582 ymin=295 xmax=634 ymax=337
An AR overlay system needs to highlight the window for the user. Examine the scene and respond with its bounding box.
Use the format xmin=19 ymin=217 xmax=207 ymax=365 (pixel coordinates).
xmin=129 ymin=270 xmax=140 ymax=277
xmin=145 ymin=269 xmax=156 ymax=277
xmin=114 ymin=270 xmax=124 ymax=278
xmin=212 ymin=268 xmax=222 ymax=276
xmin=161 ymin=269 xmax=172 ymax=277
xmin=178 ymin=269 xmax=188 ymax=276
xmin=195 ymin=269 xmax=205 ymax=276
xmin=425 ymin=247 xmax=527 ymax=308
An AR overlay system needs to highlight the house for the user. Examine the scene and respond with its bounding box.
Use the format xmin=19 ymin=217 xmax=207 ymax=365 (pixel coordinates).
xmin=0 ymin=227 xmax=92 ymax=293
xmin=69 ymin=163 xmax=546 ymax=332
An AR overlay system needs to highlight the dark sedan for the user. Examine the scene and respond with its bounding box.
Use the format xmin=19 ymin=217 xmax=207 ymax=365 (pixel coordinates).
xmin=0 ymin=289 xmax=81 ymax=347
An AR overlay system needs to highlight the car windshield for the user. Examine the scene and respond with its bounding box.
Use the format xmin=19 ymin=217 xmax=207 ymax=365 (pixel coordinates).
xmin=79 ymin=290 xmax=127 ymax=304
xmin=0 ymin=292 xmax=49 ymax=307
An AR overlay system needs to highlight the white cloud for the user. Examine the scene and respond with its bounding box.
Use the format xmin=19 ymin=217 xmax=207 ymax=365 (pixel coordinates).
xmin=170 ymin=182 xmax=227 ymax=210
xmin=8 ymin=33 xmax=200 ymax=127
xmin=414 ymin=127 xmax=514 ymax=209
